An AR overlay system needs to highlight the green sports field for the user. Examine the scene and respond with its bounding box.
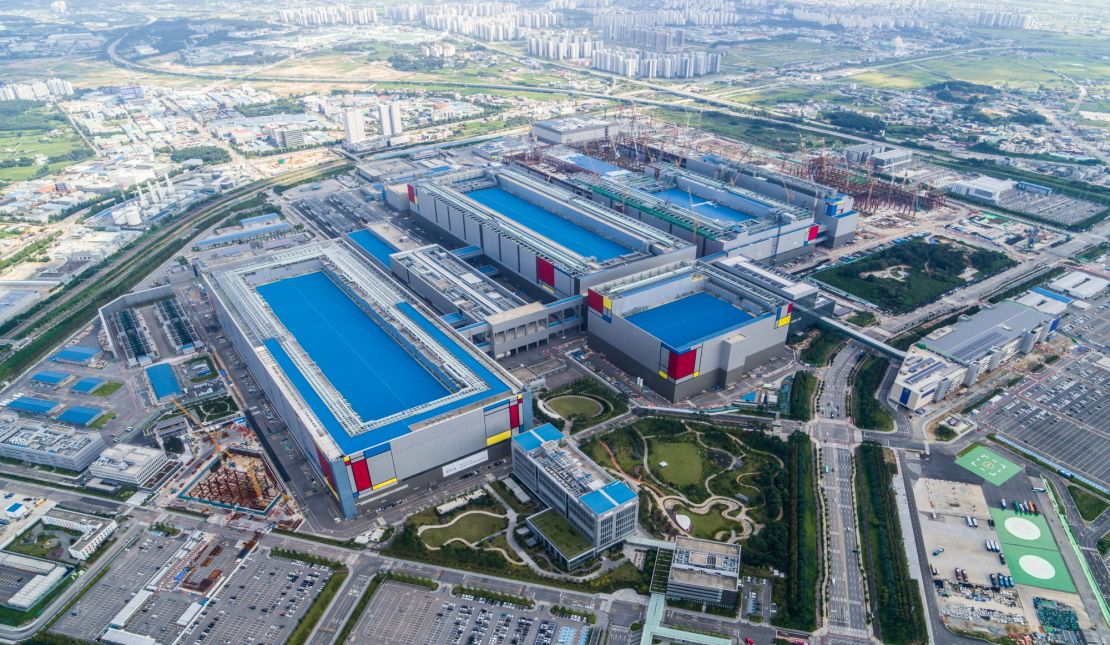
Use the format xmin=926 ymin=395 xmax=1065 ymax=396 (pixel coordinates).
xmin=955 ymin=445 xmax=1021 ymax=486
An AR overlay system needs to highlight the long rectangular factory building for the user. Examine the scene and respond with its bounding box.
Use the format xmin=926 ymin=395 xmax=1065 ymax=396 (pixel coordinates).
xmin=408 ymin=167 xmax=695 ymax=300
xmin=585 ymin=258 xmax=794 ymax=401
xmin=589 ymin=138 xmax=857 ymax=250
xmin=388 ymin=243 xmax=582 ymax=359
xmin=204 ymin=239 xmax=529 ymax=518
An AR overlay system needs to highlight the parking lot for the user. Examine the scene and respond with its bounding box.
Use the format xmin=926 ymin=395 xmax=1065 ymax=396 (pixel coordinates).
xmin=344 ymin=580 xmax=592 ymax=645
xmin=52 ymin=533 xmax=185 ymax=640
xmin=178 ymin=549 xmax=332 ymax=645
xmin=1058 ymin=291 xmax=1110 ymax=350
xmin=290 ymin=187 xmax=382 ymax=238
xmin=977 ymin=352 xmax=1110 ymax=488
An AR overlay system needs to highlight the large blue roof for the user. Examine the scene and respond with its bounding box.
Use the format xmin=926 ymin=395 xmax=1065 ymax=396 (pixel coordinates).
xmin=468 ymin=187 xmax=629 ymax=261
xmin=579 ymin=480 xmax=637 ymax=515
xmin=347 ymin=229 xmax=398 ymax=266
xmin=260 ymin=275 xmax=512 ymax=457
xmin=258 ymin=271 xmax=450 ymax=424
xmin=626 ymin=291 xmax=755 ymax=351
xmin=71 ymin=377 xmax=106 ymax=393
xmin=145 ymin=363 xmax=181 ymax=400
xmin=654 ymin=188 xmax=755 ymax=224
xmin=58 ymin=406 xmax=103 ymax=426
xmin=32 ymin=370 xmax=69 ymax=384
xmin=7 ymin=396 xmax=58 ymax=415
xmin=512 ymin=423 xmax=563 ymax=452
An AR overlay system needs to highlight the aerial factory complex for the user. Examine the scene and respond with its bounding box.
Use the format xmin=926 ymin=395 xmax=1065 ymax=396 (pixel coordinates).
xmin=0 ymin=1 xmax=1107 ymax=644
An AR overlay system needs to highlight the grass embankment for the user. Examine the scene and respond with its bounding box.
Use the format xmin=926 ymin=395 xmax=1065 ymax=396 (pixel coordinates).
xmin=853 ymin=357 xmax=894 ymax=432
xmin=785 ymin=371 xmax=815 ymax=422
xmin=799 ymin=329 xmax=846 ymax=366
xmin=1066 ymin=486 xmax=1109 ymax=522
xmin=855 ymin=442 xmax=928 ymax=645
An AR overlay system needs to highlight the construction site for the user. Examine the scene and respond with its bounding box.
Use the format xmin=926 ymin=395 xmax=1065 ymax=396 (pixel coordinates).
xmin=179 ymin=446 xmax=284 ymax=515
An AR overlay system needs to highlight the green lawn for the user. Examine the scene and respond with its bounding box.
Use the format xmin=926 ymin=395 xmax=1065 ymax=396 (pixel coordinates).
xmin=1067 ymin=486 xmax=1109 ymax=522
xmin=91 ymin=381 xmax=124 ymax=397
xmin=650 ymin=441 xmax=706 ymax=488
xmin=89 ymin=412 xmax=116 ymax=429
xmin=675 ymin=502 xmax=741 ymax=541
xmin=547 ymin=395 xmax=603 ymax=419
xmin=0 ymin=101 xmax=91 ymax=184
xmin=529 ymin=509 xmax=593 ymax=557
xmin=846 ymin=311 xmax=877 ymax=327
xmin=421 ymin=511 xmax=508 ymax=548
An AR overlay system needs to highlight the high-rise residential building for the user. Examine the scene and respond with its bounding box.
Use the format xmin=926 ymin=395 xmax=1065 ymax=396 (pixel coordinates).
xmin=342 ymin=108 xmax=366 ymax=146
xmin=379 ymin=102 xmax=403 ymax=138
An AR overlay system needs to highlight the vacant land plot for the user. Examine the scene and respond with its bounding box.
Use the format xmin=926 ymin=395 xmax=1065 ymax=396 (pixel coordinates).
xmin=811 ymin=239 xmax=1015 ymax=313
xmin=0 ymin=100 xmax=90 ymax=184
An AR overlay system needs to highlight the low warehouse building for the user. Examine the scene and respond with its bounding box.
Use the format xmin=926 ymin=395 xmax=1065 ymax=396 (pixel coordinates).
xmin=666 ymin=536 xmax=742 ymax=609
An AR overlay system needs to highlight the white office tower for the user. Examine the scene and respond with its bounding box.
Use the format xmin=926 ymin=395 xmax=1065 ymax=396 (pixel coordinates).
xmin=343 ymin=108 xmax=366 ymax=146
xmin=378 ymin=102 xmax=403 ymax=138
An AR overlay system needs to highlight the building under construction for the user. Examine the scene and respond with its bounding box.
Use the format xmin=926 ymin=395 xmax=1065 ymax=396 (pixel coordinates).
xmin=801 ymin=155 xmax=947 ymax=215
xmin=180 ymin=447 xmax=281 ymax=514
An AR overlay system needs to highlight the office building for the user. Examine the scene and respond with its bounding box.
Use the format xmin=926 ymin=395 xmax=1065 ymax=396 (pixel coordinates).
xmin=41 ymin=508 xmax=119 ymax=561
xmin=512 ymin=424 xmax=637 ymax=569
xmin=378 ymin=102 xmax=403 ymax=138
xmin=666 ymin=537 xmax=741 ymax=608
xmin=889 ymin=300 xmax=1057 ymax=411
xmin=89 ymin=444 xmax=169 ymax=486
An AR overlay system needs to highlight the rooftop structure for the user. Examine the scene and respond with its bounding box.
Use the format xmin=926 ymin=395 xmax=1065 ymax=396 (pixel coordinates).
xmin=0 ymin=413 xmax=106 ymax=470
xmin=586 ymin=259 xmax=792 ymax=401
xmin=410 ymin=167 xmax=694 ymax=299
xmin=388 ymin=244 xmax=580 ymax=358
xmin=890 ymin=300 xmax=1057 ymax=411
xmin=89 ymin=444 xmax=170 ymax=486
xmin=204 ymin=239 xmax=526 ymax=518
xmin=512 ymin=424 xmax=637 ymax=569
xmin=41 ymin=508 xmax=119 ymax=561
xmin=531 ymin=117 xmax=622 ymax=145
xmin=1049 ymin=270 xmax=1108 ymax=300
xmin=666 ymin=536 xmax=742 ymax=608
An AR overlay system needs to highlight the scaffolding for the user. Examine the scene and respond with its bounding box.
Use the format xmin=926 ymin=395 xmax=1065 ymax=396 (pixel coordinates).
xmin=803 ymin=155 xmax=947 ymax=215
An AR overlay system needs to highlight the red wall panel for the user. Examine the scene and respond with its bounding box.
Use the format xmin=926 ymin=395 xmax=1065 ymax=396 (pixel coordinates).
xmin=667 ymin=349 xmax=698 ymax=380
xmin=587 ymin=290 xmax=604 ymax=313
xmin=509 ymin=402 xmax=521 ymax=428
xmin=350 ymin=459 xmax=372 ymax=492
xmin=807 ymin=225 xmax=819 ymax=242
xmin=536 ymin=257 xmax=555 ymax=286
xmin=407 ymin=184 xmax=416 ymax=203
xmin=316 ymin=448 xmax=335 ymax=490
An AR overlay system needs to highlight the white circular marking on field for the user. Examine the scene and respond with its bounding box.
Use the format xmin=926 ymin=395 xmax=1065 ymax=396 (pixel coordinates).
xmin=1005 ymin=516 xmax=1042 ymax=541
xmin=1019 ymin=554 xmax=1055 ymax=580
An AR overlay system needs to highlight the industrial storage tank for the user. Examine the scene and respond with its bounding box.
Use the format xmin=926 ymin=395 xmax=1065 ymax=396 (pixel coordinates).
xmin=112 ymin=208 xmax=128 ymax=226
xmin=125 ymin=208 xmax=142 ymax=226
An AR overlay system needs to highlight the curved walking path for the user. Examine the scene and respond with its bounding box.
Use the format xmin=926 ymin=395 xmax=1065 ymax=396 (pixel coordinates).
xmin=592 ymin=423 xmax=767 ymax=543
xmin=416 ymin=509 xmax=507 ymax=537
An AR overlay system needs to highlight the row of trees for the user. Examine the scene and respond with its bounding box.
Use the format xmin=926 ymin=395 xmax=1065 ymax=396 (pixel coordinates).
xmin=855 ymin=442 xmax=928 ymax=645
xmin=744 ymin=431 xmax=817 ymax=631
xmin=852 ymin=357 xmax=894 ymax=432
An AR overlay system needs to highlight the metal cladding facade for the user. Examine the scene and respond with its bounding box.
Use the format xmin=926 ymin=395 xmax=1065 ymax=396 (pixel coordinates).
xmin=408 ymin=167 xmax=695 ymax=300
xmin=204 ymin=240 xmax=529 ymax=518
xmin=586 ymin=260 xmax=790 ymax=401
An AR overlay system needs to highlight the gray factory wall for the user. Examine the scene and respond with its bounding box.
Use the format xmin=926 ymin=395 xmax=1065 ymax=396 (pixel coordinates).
xmin=818 ymin=211 xmax=858 ymax=247
xmin=578 ymin=245 xmax=696 ymax=293
xmin=390 ymin=260 xmax=459 ymax=317
xmin=415 ymin=186 xmax=577 ymax=300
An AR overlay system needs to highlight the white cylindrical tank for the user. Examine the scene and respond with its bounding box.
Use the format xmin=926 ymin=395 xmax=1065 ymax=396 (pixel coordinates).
xmin=113 ymin=209 xmax=128 ymax=226
xmin=125 ymin=208 xmax=142 ymax=226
